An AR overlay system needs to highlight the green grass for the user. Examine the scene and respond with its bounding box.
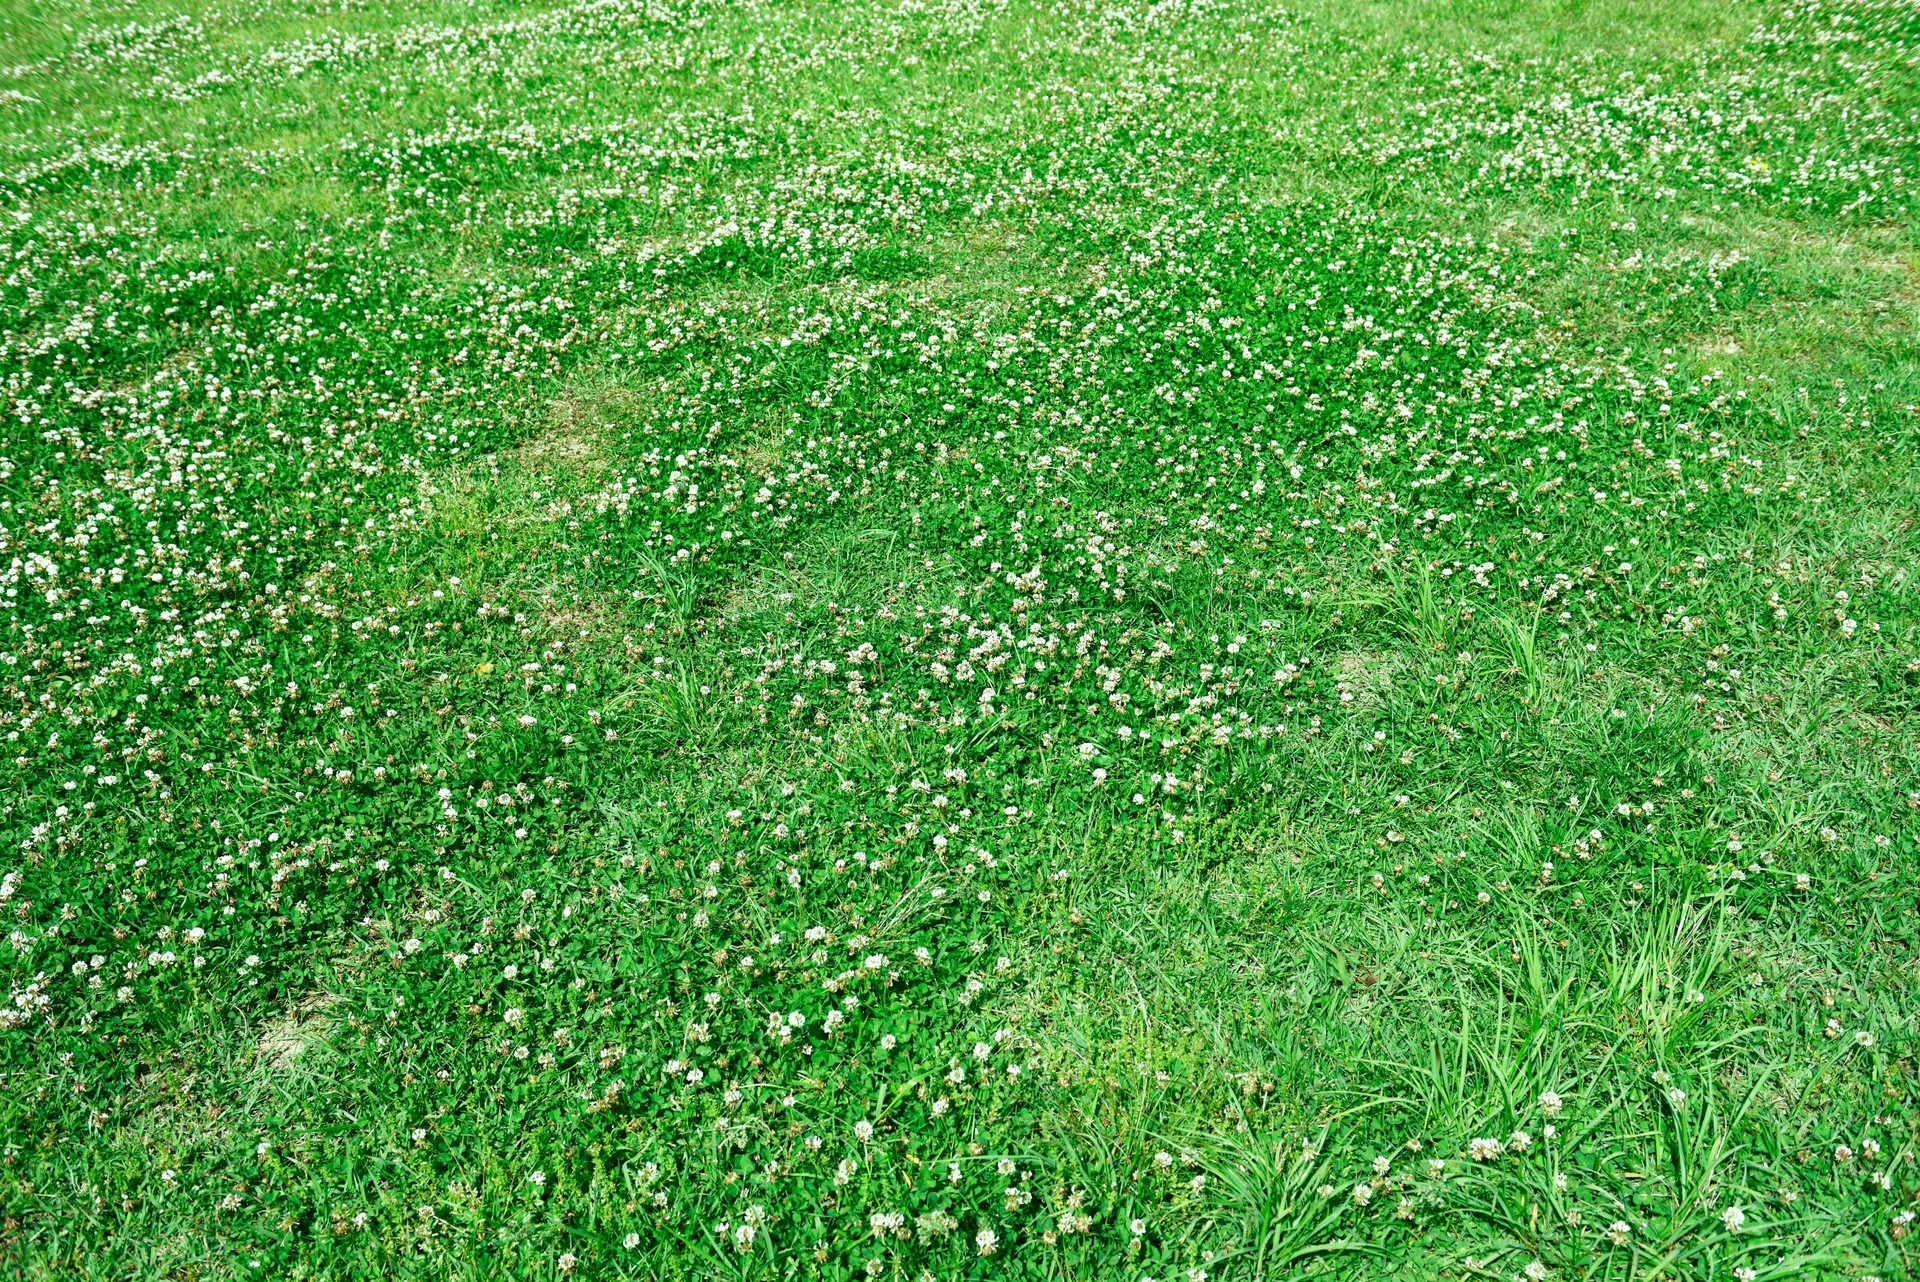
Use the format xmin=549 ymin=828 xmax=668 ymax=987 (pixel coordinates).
xmin=1 ymin=0 xmax=1917 ymax=1278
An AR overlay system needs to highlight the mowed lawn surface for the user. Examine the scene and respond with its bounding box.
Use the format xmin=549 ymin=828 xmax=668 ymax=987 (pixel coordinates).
xmin=1 ymin=0 xmax=1917 ymax=1277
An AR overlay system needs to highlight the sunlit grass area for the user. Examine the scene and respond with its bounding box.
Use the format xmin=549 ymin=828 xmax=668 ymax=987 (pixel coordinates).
xmin=1 ymin=0 xmax=1916 ymax=1277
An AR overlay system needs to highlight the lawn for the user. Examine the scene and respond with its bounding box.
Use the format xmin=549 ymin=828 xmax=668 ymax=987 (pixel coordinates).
xmin=0 ymin=0 xmax=1916 ymax=1277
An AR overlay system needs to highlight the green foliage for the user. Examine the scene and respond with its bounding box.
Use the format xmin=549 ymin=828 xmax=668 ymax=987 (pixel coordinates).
xmin=0 ymin=0 xmax=1916 ymax=1278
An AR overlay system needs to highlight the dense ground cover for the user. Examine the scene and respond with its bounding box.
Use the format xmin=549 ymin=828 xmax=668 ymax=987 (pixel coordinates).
xmin=0 ymin=0 xmax=1917 ymax=1276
